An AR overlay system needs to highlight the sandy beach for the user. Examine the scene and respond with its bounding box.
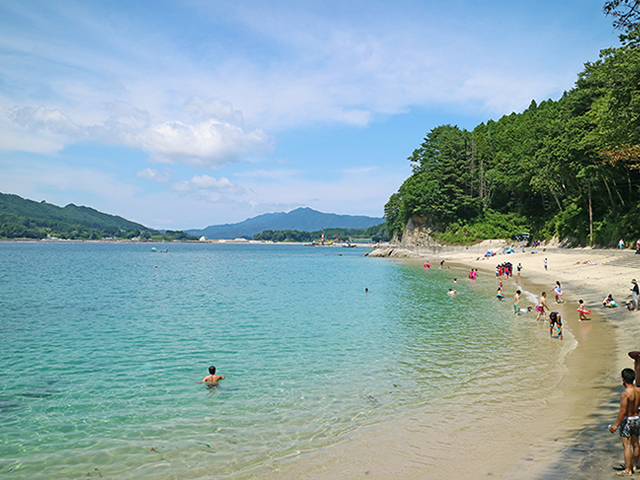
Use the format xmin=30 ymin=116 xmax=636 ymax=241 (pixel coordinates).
xmin=256 ymin=244 xmax=640 ymax=480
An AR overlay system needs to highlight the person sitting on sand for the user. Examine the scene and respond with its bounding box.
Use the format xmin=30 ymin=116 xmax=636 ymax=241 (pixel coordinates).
xmin=535 ymin=292 xmax=549 ymax=321
xmin=198 ymin=366 xmax=225 ymax=386
xmin=577 ymin=299 xmax=591 ymax=321
xmin=609 ymin=368 xmax=640 ymax=477
xmin=603 ymin=293 xmax=618 ymax=307
xmin=549 ymin=311 xmax=562 ymax=340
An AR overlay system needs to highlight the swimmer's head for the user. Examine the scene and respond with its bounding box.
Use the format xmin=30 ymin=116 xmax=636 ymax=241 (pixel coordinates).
xmin=516 ymin=290 xmax=521 ymax=294
xmin=209 ymin=366 xmax=216 ymax=375
xmin=622 ymin=368 xmax=635 ymax=385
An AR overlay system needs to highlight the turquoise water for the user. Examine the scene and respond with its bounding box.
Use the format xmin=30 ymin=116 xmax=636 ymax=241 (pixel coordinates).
xmin=0 ymin=243 xmax=564 ymax=479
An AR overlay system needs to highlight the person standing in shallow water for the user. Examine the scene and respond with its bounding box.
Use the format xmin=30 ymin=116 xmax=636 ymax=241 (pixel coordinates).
xmin=198 ymin=366 xmax=225 ymax=387
xmin=609 ymin=368 xmax=640 ymax=477
xmin=535 ymin=292 xmax=549 ymax=321
xmin=513 ymin=290 xmax=521 ymax=315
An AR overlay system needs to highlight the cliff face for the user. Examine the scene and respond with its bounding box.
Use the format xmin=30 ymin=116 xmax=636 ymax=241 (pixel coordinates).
xmin=366 ymin=216 xmax=440 ymax=258
xmin=400 ymin=216 xmax=441 ymax=247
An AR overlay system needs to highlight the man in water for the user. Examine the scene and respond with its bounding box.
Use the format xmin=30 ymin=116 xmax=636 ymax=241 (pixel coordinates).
xmin=535 ymin=292 xmax=549 ymax=321
xmin=199 ymin=366 xmax=225 ymax=386
xmin=609 ymin=368 xmax=640 ymax=476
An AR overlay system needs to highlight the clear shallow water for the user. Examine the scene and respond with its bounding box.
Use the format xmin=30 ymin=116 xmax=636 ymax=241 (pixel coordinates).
xmin=0 ymin=243 xmax=569 ymax=479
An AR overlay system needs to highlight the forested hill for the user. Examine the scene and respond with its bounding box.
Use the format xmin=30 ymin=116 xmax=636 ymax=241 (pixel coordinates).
xmin=0 ymin=192 xmax=194 ymax=241
xmin=385 ymin=11 xmax=640 ymax=247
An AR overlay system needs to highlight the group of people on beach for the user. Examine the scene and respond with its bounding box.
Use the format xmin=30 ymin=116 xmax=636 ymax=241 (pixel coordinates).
xmin=495 ymin=262 xmax=513 ymax=278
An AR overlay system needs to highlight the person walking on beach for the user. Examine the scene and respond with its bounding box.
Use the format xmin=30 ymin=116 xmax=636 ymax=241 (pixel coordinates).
xmin=198 ymin=366 xmax=225 ymax=386
xmin=544 ymin=257 xmax=548 ymax=271
xmin=632 ymin=280 xmax=639 ymax=311
xmin=577 ymin=299 xmax=591 ymax=321
xmin=514 ymin=290 xmax=521 ymax=315
xmin=517 ymin=263 xmax=522 ymax=277
xmin=609 ymin=368 xmax=640 ymax=476
xmin=553 ymin=281 xmax=563 ymax=304
xmin=535 ymin=292 xmax=549 ymax=321
xmin=620 ymin=239 xmax=626 ymax=249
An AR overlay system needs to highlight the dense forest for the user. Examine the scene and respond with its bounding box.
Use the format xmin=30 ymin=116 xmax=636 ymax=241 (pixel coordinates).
xmin=0 ymin=192 xmax=196 ymax=241
xmin=385 ymin=2 xmax=640 ymax=246
xmin=253 ymin=224 xmax=388 ymax=243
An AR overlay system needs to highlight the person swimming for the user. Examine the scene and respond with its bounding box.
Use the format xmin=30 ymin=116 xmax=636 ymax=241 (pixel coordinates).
xmin=198 ymin=366 xmax=225 ymax=388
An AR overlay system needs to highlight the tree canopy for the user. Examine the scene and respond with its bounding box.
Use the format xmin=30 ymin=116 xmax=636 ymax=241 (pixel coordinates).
xmin=385 ymin=23 xmax=640 ymax=246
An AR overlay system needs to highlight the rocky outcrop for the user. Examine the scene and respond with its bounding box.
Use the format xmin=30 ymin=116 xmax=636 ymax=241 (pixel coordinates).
xmin=400 ymin=216 xmax=441 ymax=247
xmin=365 ymin=247 xmax=421 ymax=258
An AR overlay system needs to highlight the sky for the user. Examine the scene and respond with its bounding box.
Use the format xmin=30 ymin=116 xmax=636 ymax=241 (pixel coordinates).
xmin=0 ymin=0 xmax=621 ymax=230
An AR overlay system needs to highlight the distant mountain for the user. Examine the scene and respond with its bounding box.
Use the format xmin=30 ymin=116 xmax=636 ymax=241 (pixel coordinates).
xmin=0 ymin=192 xmax=148 ymax=230
xmin=0 ymin=192 xmax=194 ymax=241
xmin=186 ymin=207 xmax=384 ymax=239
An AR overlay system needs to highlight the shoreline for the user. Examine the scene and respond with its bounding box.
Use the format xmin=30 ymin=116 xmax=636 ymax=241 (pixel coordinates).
xmin=415 ymin=245 xmax=640 ymax=478
xmin=262 ymin=245 xmax=638 ymax=479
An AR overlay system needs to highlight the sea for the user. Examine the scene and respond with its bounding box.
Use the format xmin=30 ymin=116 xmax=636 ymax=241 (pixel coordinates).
xmin=0 ymin=242 xmax=575 ymax=479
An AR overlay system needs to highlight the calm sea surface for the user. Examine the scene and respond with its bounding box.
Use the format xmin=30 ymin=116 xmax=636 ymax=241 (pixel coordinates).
xmin=0 ymin=243 xmax=569 ymax=479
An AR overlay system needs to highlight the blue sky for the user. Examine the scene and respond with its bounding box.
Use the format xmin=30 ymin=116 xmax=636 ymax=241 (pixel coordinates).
xmin=0 ymin=0 xmax=621 ymax=230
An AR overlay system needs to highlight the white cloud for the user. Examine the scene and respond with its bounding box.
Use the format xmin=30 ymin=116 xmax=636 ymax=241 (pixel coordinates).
xmin=0 ymin=158 xmax=138 ymax=204
xmin=136 ymin=168 xmax=171 ymax=183
xmin=236 ymin=168 xmax=299 ymax=179
xmin=6 ymin=100 xmax=272 ymax=168
xmin=11 ymin=105 xmax=81 ymax=136
xmin=172 ymin=174 xmax=245 ymax=202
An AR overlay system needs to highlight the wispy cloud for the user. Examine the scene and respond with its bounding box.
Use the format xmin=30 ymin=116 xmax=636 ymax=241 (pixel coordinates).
xmin=137 ymin=167 xmax=171 ymax=183
xmin=172 ymin=174 xmax=245 ymax=202
xmin=8 ymin=100 xmax=272 ymax=168
xmin=236 ymin=169 xmax=299 ymax=179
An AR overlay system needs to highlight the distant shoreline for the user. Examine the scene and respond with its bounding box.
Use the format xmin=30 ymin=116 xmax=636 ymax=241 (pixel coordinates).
xmin=0 ymin=238 xmax=384 ymax=248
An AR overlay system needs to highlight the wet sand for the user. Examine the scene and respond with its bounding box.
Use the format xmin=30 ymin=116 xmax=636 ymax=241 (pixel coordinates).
xmin=438 ymin=246 xmax=640 ymax=478
xmin=250 ymin=246 xmax=637 ymax=480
